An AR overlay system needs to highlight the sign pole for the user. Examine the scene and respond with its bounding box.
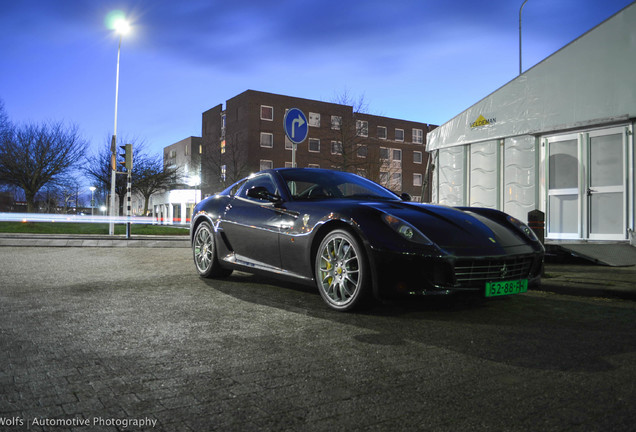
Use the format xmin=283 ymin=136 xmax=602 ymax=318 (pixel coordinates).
xmin=284 ymin=108 xmax=308 ymax=169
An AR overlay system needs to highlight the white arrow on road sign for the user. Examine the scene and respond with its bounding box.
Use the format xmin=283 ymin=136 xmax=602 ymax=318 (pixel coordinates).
xmin=291 ymin=115 xmax=305 ymax=139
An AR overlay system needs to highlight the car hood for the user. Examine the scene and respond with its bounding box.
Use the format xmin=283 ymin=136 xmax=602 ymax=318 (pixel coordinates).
xmin=363 ymin=201 xmax=531 ymax=255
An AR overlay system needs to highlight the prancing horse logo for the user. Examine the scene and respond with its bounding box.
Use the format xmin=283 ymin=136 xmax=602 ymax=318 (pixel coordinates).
xmin=500 ymin=263 xmax=509 ymax=279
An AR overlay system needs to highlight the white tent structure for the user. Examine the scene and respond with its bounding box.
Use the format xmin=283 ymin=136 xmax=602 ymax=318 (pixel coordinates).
xmin=426 ymin=2 xmax=636 ymax=242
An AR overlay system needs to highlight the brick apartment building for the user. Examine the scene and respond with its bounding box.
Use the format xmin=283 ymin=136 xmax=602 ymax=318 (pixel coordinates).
xmin=201 ymin=90 xmax=436 ymax=202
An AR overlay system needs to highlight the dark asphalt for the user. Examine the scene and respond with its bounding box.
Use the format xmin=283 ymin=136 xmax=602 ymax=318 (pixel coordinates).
xmin=1 ymin=246 xmax=635 ymax=431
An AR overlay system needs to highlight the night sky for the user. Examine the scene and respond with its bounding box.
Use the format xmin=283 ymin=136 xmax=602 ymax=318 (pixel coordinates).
xmin=1 ymin=0 xmax=633 ymax=159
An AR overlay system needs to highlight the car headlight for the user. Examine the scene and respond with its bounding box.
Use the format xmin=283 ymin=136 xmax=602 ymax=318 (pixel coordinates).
xmin=382 ymin=214 xmax=433 ymax=245
xmin=507 ymin=216 xmax=539 ymax=241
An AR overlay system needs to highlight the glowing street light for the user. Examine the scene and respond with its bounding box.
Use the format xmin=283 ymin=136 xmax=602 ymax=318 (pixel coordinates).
xmin=108 ymin=14 xmax=130 ymax=235
xmin=89 ymin=186 xmax=96 ymax=216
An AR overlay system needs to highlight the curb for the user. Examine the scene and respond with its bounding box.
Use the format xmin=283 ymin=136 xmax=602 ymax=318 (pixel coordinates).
xmin=0 ymin=234 xmax=189 ymax=248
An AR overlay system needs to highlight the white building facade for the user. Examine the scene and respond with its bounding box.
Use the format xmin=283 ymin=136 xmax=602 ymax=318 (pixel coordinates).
xmin=147 ymin=137 xmax=202 ymax=225
xmin=151 ymin=188 xmax=201 ymax=225
xmin=426 ymin=3 xmax=635 ymax=242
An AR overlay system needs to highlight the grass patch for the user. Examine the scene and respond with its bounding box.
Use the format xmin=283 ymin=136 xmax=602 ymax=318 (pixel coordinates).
xmin=0 ymin=222 xmax=188 ymax=236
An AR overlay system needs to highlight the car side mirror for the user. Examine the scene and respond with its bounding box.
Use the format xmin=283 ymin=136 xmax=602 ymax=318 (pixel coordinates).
xmin=247 ymin=186 xmax=282 ymax=203
xmin=400 ymin=192 xmax=412 ymax=202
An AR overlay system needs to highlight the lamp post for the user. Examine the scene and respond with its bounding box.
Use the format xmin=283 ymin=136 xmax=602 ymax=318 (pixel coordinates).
xmin=89 ymin=186 xmax=96 ymax=216
xmin=109 ymin=17 xmax=130 ymax=235
xmin=519 ymin=0 xmax=529 ymax=75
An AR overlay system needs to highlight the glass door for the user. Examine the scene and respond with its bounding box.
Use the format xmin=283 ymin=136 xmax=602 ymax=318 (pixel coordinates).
xmin=546 ymin=134 xmax=580 ymax=239
xmin=545 ymin=127 xmax=628 ymax=240
xmin=587 ymin=128 xmax=626 ymax=240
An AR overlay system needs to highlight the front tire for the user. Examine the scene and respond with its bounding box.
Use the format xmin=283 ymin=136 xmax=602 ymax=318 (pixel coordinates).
xmin=315 ymin=229 xmax=370 ymax=311
xmin=193 ymin=221 xmax=232 ymax=278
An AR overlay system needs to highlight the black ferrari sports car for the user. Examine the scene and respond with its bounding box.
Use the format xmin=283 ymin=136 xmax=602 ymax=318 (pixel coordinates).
xmin=191 ymin=168 xmax=544 ymax=311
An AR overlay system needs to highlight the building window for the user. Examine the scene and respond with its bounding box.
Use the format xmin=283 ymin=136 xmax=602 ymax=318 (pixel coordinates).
xmin=331 ymin=116 xmax=342 ymax=130
xmin=413 ymin=151 xmax=422 ymax=164
xmin=356 ymin=120 xmax=368 ymax=137
xmin=285 ymin=136 xmax=293 ymax=150
xmin=380 ymin=147 xmax=389 ymax=160
xmin=309 ymin=138 xmax=320 ymax=152
xmin=380 ymin=171 xmax=388 ymax=185
xmin=395 ymin=128 xmax=404 ymax=142
xmin=378 ymin=126 xmax=387 ymax=140
xmin=199 ymin=144 xmax=202 ymax=154
xmin=221 ymin=139 xmax=226 ymax=154
xmin=260 ymin=105 xmax=273 ymax=121
xmin=285 ymin=162 xmax=294 ymax=168
xmin=260 ymin=132 xmax=273 ymax=148
xmin=392 ymin=149 xmax=402 ymax=162
xmin=357 ymin=145 xmax=368 ymax=158
xmin=185 ymin=145 xmax=189 ymax=156
xmin=308 ymin=163 xmax=320 ymax=168
xmin=357 ymin=168 xmax=367 ymax=177
xmin=390 ymin=172 xmax=402 ymax=190
xmin=331 ymin=141 xmax=343 ymax=155
xmin=260 ymin=160 xmax=273 ymax=170
xmin=309 ymin=112 xmax=321 ymax=127
xmin=413 ymin=129 xmax=423 ymax=144
xmin=221 ymin=165 xmax=227 ymax=182
xmin=413 ymin=173 xmax=422 ymax=187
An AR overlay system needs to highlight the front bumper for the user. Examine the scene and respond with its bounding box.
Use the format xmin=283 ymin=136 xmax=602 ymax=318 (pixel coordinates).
xmin=368 ymin=248 xmax=544 ymax=298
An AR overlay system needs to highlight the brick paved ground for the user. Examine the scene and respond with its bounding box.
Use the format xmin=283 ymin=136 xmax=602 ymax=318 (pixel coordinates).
xmin=1 ymin=247 xmax=636 ymax=431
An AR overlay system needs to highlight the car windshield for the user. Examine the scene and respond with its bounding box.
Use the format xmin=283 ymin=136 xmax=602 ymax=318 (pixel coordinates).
xmin=279 ymin=169 xmax=399 ymax=201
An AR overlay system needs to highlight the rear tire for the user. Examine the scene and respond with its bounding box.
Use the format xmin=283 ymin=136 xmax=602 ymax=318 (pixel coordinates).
xmin=193 ymin=221 xmax=232 ymax=278
xmin=314 ymin=229 xmax=370 ymax=311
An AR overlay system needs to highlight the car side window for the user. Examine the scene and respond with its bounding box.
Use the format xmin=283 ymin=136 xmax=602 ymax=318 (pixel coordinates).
xmin=228 ymin=179 xmax=247 ymax=197
xmin=238 ymin=174 xmax=278 ymax=201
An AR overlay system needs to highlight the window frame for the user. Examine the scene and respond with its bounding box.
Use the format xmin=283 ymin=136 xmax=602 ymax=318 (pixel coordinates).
xmin=413 ymin=173 xmax=423 ymax=187
xmin=331 ymin=116 xmax=342 ymax=130
xmin=259 ymin=160 xmax=273 ymax=171
xmin=331 ymin=141 xmax=343 ymax=155
xmin=260 ymin=132 xmax=273 ymax=148
xmin=309 ymin=138 xmax=320 ymax=153
xmin=377 ymin=126 xmax=387 ymax=140
xmin=309 ymin=112 xmax=321 ymax=127
xmin=413 ymin=151 xmax=423 ymax=164
xmin=260 ymin=105 xmax=274 ymax=121
xmin=413 ymin=128 xmax=423 ymax=144
xmin=356 ymin=120 xmax=368 ymax=137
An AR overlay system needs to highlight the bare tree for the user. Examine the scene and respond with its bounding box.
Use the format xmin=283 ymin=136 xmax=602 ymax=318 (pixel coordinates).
xmin=0 ymin=121 xmax=88 ymax=212
xmin=0 ymin=99 xmax=9 ymax=141
xmin=84 ymin=137 xmax=179 ymax=216
xmin=326 ymin=90 xmax=370 ymax=174
xmin=134 ymin=153 xmax=180 ymax=215
xmin=201 ymin=131 xmax=249 ymax=193
xmin=326 ymin=91 xmax=406 ymax=193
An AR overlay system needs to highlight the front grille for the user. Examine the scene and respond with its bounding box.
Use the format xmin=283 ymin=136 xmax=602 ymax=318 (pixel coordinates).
xmin=454 ymin=256 xmax=534 ymax=288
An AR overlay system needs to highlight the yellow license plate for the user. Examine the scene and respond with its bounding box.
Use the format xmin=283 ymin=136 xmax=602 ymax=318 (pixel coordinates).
xmin=485 ymin=279 xmax=528 ymax=297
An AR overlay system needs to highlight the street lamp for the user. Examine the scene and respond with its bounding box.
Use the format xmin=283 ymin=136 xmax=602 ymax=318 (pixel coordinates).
xmin=89 ymin=186 xmax=96 ymax=216
xmin=109 ymin=15 xmax=130 ymax=235
xmin=519 ymin=0 xmax=529 ymax=75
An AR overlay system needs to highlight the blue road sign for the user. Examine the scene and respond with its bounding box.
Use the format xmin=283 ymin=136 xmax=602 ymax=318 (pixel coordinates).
xmin=284 ymin=108 xmax=308 ymax=144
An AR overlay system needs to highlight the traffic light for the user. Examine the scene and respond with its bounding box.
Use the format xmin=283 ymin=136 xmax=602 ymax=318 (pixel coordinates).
xmin=119 ymin=143 xmax=133 ymax=172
